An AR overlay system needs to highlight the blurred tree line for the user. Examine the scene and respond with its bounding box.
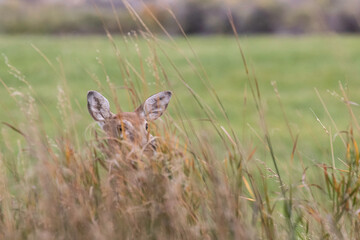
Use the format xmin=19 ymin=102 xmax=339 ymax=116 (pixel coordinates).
xmin=0 ymin=0 xmax=359 ymax=34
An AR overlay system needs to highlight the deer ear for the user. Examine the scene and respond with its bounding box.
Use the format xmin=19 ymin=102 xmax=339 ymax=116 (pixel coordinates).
xmin=136 ymin=91 xmax=172 ymax=121
xmin=87 ymin=91 xmax=113 ymax=122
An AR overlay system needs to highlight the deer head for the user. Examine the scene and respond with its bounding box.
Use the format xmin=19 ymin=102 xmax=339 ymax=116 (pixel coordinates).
xmin=87 ymin=90 xmax=172 ymax=156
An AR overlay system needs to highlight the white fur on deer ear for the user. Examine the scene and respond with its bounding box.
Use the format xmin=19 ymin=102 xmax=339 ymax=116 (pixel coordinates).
xmin=136 ymin=91 xmax=172 ymax=121
xmin=87 ymin=91 xmax=114 ymax=123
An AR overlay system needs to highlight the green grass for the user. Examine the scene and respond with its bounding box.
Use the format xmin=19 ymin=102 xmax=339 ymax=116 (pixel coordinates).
xmin=0 ymin=34 xmax=358 ymax=191
xmin=1 ymin=34 xmax=360 ymax=238
xmin=1 ymin=35 xmax=360 ymax=164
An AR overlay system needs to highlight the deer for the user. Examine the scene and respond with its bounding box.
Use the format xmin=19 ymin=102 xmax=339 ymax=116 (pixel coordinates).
xmin=87 ymin=90 xmax=172 ymax=158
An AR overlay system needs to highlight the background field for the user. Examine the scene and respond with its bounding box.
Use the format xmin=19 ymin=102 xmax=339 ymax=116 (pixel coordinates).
xmin=1 ymin=34 xmax=360 ymax=166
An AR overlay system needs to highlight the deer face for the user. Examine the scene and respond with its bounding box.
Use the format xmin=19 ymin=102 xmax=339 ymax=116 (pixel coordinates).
xmin=87 ymin=90 xmax=172 ymax=154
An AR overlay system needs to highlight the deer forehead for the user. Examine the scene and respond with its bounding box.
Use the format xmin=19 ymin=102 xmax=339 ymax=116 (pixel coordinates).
xmin=115 ymin=112 xmax=146 ymax=127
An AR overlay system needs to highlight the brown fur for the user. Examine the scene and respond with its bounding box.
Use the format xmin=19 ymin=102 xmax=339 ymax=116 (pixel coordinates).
xmin=87 ymin=90 xmax=172 ymax=157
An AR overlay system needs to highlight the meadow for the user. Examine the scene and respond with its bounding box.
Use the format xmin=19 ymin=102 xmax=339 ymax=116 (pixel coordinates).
xmin=1 ymin=34 xmax=360 ymax=239
xmin=1 ymin=35 xmax=360 ymax=160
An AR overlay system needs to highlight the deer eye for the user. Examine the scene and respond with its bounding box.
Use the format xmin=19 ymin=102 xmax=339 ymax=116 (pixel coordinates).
xmin=145 ymin=123 xmax=148 ymax=131
xmin=117 ymin=125 xmax=122 ymax=135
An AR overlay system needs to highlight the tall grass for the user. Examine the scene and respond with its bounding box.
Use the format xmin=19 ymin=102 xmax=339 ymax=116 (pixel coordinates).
xmin=1 ymin=2 xmax=360 ymax=239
